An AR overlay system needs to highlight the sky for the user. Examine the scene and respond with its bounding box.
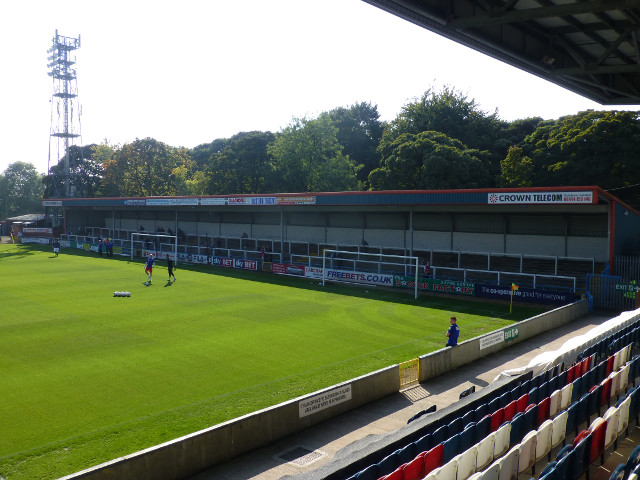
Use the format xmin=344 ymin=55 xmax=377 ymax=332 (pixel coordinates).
xmin=1 ymin=0 xmax=637 ymax=175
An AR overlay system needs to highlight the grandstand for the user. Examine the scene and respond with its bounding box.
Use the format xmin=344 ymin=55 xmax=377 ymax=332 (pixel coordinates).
xmin=47 ymin=186 xmax=636 ymax=297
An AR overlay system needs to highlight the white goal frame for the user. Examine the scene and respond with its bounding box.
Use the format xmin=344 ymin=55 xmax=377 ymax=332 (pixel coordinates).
xmin=322 ymin=249 xmax=419 ymax=299
xmin=130 ymin=233 xmax=178 ymax=265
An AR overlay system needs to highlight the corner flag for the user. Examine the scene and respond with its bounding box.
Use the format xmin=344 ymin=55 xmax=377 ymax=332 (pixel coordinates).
xmin=510 ymin=283 xmax=519 ymax=314
xmin=511 ymin=283 xmax=519 ymax=291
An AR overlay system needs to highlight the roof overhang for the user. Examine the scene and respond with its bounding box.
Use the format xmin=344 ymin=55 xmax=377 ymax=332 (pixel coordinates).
xmin=362 ymin=0 xmax=640 ymax=104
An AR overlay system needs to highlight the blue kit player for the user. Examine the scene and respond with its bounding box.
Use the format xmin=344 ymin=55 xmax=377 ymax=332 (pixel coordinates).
xmin=446 ymin=316 xmax=460 ymax=347
xmin=144 ymin=253 xmax=155 ymax=284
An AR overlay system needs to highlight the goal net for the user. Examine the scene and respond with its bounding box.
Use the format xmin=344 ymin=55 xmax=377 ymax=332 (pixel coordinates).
xmin=130 ymin=233 xmax=178 ymax=265
xmin=322 ymin=249 xmax=419 ymax=299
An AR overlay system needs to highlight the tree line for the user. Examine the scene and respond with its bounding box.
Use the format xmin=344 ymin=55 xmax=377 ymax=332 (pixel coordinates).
xmin=2 ymin=86 xmax=640 ymax=219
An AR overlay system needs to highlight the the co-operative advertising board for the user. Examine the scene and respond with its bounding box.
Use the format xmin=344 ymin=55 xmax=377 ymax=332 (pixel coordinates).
xmin=476 ymin=284 xmax=576 ymax=305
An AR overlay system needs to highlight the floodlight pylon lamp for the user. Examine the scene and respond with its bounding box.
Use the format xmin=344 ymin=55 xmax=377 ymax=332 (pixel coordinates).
xmin=47 ymin=29 xmax=83 ymax=199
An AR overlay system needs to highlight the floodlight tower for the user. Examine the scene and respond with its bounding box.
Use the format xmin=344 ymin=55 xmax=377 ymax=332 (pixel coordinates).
xmin=47 ymin=29 xmax=82 ymax=197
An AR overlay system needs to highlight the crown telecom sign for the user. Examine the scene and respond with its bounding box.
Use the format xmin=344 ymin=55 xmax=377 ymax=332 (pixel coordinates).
xmin=488 ymin=191 xmax=593 ymax=205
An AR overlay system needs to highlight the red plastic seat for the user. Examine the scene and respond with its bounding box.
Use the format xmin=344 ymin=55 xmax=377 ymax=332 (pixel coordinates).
xmin=402 ymin=453 xmax=425 ymax=480
xmin=504 ymin=400 xmax=517 ymax=422
xmin=573 ymin=429 xmax=590 ymax=447
xmin=601 ymin=378 xmax=612 ymax=407
xmin=580 ymin=358 xmax=590 ymax=376
xmin=538 ymin=396 xmax=551 ymax=427
xmin=490 ymin=407 xmax=505 ymax=432
xmin=385 ymin=464 xmax=405 ymax=480
xmin=423 ymin=444 xmax=444 ymax=476
xmin=606 ymin=356 xmax=615 ymax=376
xmin=516 ymin=393 xmax=529 ymax=413
xmin=589 ymin=418 xmax=607 ymax=463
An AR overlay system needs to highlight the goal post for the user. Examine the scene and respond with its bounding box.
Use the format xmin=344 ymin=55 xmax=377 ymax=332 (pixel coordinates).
xmin=130 ymin=233 xmax=178 ymax=265
xmin=322 ymin=249 xmax=419 ymax=299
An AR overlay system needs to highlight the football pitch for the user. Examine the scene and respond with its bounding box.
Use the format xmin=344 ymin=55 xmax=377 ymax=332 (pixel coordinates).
xmin=0 ymin=244 xmax=546 ymax=479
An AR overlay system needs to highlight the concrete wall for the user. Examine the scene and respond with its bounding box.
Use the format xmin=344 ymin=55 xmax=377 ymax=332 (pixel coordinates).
xmin=327 ymin=227 xmax=363 ymax=245
xmin=61 ymin=366 xmax=399 ymax=480
xmin=567 ymin=236 xmax=608 ymax=262
xmin=252 ymin=224 xmax=281 ymax=239
xmin=363 ymin=228 xmax=405 ymax=248
xmin=506 ymin=234 xmax=565 ymax=257
xmin=419 ymin=300 xmax=589 ymax=382
xmin=62 ymin=300 xmax=588 ymax=480
xmin=453 ymin=232 xmax=504 ymax=252
xmin=220 ymin=223 xmax=252 ymax=237
xmin=413 ymin=230 xmax=451 ymax=250
xmin=286 ymin=225 xmax=325 ymax=243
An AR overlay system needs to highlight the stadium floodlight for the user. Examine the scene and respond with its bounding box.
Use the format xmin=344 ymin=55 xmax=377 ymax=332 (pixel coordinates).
xmin=322 ymin=249 xmax=419 ymax=299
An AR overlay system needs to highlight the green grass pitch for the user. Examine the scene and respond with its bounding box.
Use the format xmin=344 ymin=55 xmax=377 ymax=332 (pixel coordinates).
xmin=0 ymin=243 xmax=546 ymax=479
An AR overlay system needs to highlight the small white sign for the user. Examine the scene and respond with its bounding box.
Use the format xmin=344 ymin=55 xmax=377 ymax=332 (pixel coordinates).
xmin=480 ymin=331 xmax=505 ymax=350
xmin=299 ymin=385 xmax=352 ymax=418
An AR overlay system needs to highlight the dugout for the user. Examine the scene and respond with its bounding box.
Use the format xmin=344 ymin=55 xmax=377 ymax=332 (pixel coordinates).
xmin=44 ymin=186 xmax=639 ymax=277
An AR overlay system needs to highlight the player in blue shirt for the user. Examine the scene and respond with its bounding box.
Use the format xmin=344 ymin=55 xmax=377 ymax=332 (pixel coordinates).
xmin=145 ymin=253 xmax=155 ymax=284
xmin=446 ymin=316 xmax=460 ymax=347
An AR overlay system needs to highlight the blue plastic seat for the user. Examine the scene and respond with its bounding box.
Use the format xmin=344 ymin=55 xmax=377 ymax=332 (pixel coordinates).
xmin=539 ymin=461 xmax=557 ymax=478
xmin=556 ymin=443 xmax=573 ymax=461
xmin=558 ymin=369 xmax=568 ymax=387
xmin=539 ymin=381 xmax=550 ymax=400
xmin=523 ymin=404 xmax=538 ymax=433
xmin=570 ymin=434 xmax=592 ymax=480
xmin=531 ymin=373 xmax=544 ymax=388
xmin=499 ymin=391 xmax=511 ymax=408
xmin=476 ymin=414 xmax=490 ymax=439
xmin=397 ymin=442 xmax=417 ymax=465
xmin=488 ymin=396 xmax=501 ymax=415
xmin=377 ymin=450 xmax=399 ymax=476
xmin=431 ymin=425 xmax=449 ymax=446
xmin=459 ymin=422 xmax=477 ymax=451
xmin=588 ymin=384 xmax=602 ymax=417
xmin=442 ymin=432 xmax=461 ymax=463
xmin=415 ymin=433 xmax=433 ymax=455
xmin=509 ymin=412 xmax=525 ymax=447
xmin=475 ymin=402 xmax=488 ymax=421
xmin=355 ymin=463 xmax=380 ymax=480
xmin=448 ymin=416 xmax=463 ymax=436
xmin=461 ymin=409 xmax=475 ymax=427
xmin=565 ymin=401 xmax=580 ymax=436
xmin=610 ymin=463 xmax=626 ymax=480
xmin=528 ymin=386 xmax=540 ymax=405
xmin=625 ymin=445 xmax=640 ymax=474
xmin=572 ymin=375 xmax=585 ymax=403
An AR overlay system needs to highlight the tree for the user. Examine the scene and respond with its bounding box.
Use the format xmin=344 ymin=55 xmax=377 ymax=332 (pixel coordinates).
xmin=369 ymin=131 xmax=492 ymax=190
xmin=0 ymin=162 xmax=44 ymax=217
xmin=501 ymin=110 xmax=640 ymax=206
xmin=377 ymin=86 xmax=505 ymax=187
xmin=43 ymin=144 xmax=106 ymax=198
xmin=189 ymin=139 xmax=229 ymax=170
xmin=101 ymin=138 xmax=193 ymax=197
xmin=207 ymin=131 xmax=275 ymax=194
xmin=499 ymin=145 xmax=534 ymax=187
xmin=266 ymin=116 xmax=359 ymax=193
xmin=325 ymin=102 xmax=383 ymax=185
